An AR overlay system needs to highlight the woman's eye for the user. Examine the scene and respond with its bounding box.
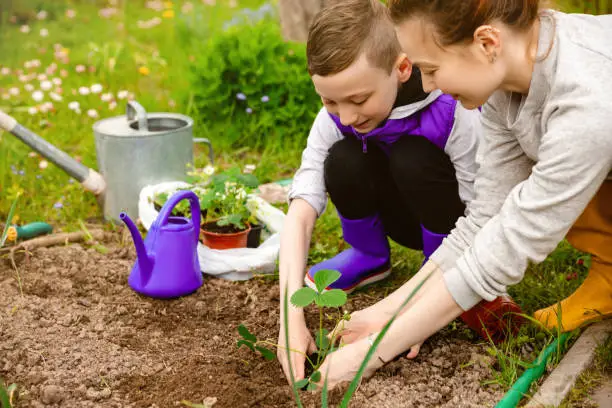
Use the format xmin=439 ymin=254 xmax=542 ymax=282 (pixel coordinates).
xmin=422 ymin=69 xmax=437 ymax=76
xmin=353 ymin=98 xmax=368 ymax=105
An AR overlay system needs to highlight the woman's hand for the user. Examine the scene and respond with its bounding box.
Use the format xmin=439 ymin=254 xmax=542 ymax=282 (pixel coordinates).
xmin=314 ymin=336 xmax=384 ymax=390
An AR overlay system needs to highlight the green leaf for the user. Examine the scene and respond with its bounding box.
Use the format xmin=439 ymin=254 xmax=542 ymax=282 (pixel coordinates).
xmin=290 ymin=287 xmax=317 ymax=308
xmin=294 ymin=378 xmax=309 ymax=389
xmin=0 ymin=379 xmax=10 ymax=408
xmin=237 ymin=324 xmax=257 ymax=342
xmin=255 ymin=346 xmax=276 ymax=361
xmin=307 ymin=382 xmax=318 ymax=391
xmin=317 ymin=290 xmax=347 ymax=308
xmin=237 ymin=340 xmax=255 ymax=352
xmin=0 ymin=194 xmax=20 ymax=248
xmin=310 ymin=371 xmax=321 ymax=383
xmin=313 ymin=269 xmax=341 ymax=293
xmin=315 ymin=329 xmax=330 ymax=350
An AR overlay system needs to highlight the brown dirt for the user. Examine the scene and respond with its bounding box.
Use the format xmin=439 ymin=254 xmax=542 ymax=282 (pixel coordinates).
xmin=0 ymin=231 xmax=504 ymax=408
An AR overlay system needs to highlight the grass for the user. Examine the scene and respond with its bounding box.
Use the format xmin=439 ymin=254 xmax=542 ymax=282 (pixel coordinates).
xmin=0 ymin=0 xmax=607 ymax=404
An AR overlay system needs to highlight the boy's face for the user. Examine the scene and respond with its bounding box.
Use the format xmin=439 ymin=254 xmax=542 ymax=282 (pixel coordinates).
xmin=312 ymin=52 xmax=412 ymax=133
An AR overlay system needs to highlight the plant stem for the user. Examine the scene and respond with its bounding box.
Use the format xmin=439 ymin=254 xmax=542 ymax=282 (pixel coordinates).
xmin=256 ymin=340 xmax=316 ymax=368
xmin=318 ymin=305 xmax=323 ymax=367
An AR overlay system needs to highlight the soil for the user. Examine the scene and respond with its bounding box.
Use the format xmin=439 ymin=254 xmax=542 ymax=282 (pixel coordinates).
xmin=0 ymin=231 xmax=505 ymax=408
xmin=201 ymin=221 xmax=248 ymax=235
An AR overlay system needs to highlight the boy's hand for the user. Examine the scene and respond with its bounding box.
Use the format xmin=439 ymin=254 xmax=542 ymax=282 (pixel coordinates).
xmin=278 ymin=315 xmax=317 ymax=384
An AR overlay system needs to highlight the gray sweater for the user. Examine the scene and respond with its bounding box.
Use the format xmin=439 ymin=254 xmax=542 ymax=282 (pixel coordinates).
xmin=433 ymin=10 xmax=612 ymax=310
xmin=289 ymin=90 xmax=481 ymax=216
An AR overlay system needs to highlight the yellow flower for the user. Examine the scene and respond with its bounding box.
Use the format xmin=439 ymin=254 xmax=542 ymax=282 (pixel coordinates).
xmin=139 ymin=66 xmax=150 ymax=76
xmin=162 ymin=9 xmax=175 ymax=18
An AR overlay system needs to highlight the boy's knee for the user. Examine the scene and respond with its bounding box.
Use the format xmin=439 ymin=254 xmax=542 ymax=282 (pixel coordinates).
xmin=389 ymin=136 xmax=437 ymax=183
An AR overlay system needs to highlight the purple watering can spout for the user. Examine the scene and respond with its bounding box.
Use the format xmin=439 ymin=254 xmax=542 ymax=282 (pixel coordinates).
xmin=120 ymin=212 xmax=152 ymax=282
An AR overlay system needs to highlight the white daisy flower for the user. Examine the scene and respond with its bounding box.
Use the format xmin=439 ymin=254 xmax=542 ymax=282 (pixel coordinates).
xmin=28 ymin=106 xmax=38 ymax=115
xmin=87 ymin=109 xmax=99 ymax=118
xmin=78 ymin=86 xmax=90 ymax=95
xmin=40 ymin=80 xmax=52 ymax=91
xmin=49 ymin=92 xmax=62 ymax=101
xmin=32 ymin=90 xmax=44 ymax=102
xmin=68 ymin=101 xmax=80 ymax=111
xmin=90 ymin=84 xmax=103 ymax=94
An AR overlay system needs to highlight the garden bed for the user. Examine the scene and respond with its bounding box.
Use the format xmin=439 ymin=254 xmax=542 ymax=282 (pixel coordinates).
xmin=0 ymin=231 xmax=504 ymax=407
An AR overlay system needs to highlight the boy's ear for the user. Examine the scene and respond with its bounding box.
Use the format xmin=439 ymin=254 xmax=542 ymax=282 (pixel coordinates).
xmin=396 ymin=54 xmax=412 ymax=83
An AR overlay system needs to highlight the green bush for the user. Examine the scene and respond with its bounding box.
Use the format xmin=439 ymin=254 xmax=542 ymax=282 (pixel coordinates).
xmin=188 ymin=17 xmax=321 ymax=150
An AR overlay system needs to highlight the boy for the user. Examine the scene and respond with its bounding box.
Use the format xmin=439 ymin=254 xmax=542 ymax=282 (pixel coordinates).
xmin=277 ymin=0 xmax=484 ymax=382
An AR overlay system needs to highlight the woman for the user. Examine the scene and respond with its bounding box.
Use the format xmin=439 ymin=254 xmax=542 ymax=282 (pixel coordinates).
xmin=314 ymin=0 xmax=612 ymax=388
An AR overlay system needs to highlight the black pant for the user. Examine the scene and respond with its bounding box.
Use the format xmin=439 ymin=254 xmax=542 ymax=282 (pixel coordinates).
xmin=324 ymin=136 xmax=466 ymax=250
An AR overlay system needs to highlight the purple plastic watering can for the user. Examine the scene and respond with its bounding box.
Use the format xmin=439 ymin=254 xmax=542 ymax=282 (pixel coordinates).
xmin=120 ymin=190 xmax=202 ymax=298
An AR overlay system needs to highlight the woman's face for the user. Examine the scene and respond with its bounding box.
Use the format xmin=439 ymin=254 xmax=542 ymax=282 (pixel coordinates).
xmin=395 ymin=18 xmax=505 ymax=110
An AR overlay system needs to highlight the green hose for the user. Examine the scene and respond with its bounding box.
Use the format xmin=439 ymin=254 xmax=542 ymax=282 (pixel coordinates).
xmin=495 ymin=332 xmax=570 ymax=408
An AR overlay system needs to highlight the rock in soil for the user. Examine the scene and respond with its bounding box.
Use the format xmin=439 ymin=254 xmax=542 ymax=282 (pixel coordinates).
xmin=0 ymin=234 xmax=504 ymax=407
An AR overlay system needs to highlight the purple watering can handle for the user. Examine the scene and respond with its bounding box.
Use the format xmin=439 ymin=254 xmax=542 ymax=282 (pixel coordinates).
xmin=157 ymin=190 xmax=201 ymax=244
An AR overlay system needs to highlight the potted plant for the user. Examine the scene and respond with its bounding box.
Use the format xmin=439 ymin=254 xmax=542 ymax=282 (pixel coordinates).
xmin=151 ymin=166 xmax=260 ymax=249
xmin=198 ymin=168 xmax=259 ymax=249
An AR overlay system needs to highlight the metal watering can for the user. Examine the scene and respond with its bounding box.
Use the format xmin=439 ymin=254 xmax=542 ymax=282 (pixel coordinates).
xmin=0 ymin=101 xmax=213 ymax=223
xmin=120 ymin=190 xmax=202 ymax=298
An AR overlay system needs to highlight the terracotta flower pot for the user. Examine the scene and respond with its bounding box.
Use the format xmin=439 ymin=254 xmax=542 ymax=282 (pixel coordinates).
xmin=200 ymin=221 xmax=251 ymax=250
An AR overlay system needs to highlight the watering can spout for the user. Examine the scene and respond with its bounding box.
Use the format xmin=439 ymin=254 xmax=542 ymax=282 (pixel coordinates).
xmin=120 ymin=212 xmax=152 ymax=279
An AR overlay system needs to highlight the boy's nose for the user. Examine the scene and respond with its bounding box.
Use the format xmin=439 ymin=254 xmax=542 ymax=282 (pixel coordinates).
xmin=339 ymin=107 xmax=359 ymax=127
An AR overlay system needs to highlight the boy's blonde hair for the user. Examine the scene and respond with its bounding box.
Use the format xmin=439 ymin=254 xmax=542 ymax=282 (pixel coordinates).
xmin=307 ymin=0 xmax=401 ymax=77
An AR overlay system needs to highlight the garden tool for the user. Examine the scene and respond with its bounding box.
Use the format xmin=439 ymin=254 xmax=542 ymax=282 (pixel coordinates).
xmin=4 ymin=222 xmax=53 ymax=242
xmin=0 ymin=101 xmax=214 ymax=223
xmin=120 ymin=189 xmax=202 ymax=299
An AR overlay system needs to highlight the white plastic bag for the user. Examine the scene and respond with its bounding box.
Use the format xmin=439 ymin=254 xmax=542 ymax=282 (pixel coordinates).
xmin=138 ymin=181 xmax=285 ymax=281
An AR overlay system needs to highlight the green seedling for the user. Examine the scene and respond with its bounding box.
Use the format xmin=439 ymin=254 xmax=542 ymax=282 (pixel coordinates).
xmin=237 ymin=269 xmax=349 ymax=391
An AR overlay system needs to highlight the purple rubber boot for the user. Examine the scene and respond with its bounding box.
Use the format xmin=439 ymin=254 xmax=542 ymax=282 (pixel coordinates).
xmin=305 ymin=213 xmax=391 ymax=293
xmin=421 ymin=225 xmax=447 ymax=264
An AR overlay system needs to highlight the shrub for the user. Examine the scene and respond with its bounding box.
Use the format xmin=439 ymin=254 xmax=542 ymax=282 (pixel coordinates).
xmin=188 ymin=16 xmax=321 ymax=150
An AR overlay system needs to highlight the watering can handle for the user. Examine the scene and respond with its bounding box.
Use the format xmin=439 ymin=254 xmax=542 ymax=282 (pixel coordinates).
xmin=126 ymin=101 xmax=148 ymax=132
xmin=193 ymin=138 xmax=214 ymax=165
xmin=157 ymin=190 xmax=201 ymax=244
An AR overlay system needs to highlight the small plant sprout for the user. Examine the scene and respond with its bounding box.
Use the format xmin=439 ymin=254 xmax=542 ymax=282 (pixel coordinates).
xmin=0 ymin=379 xmax=17 ymax=408
xmin=237 ymin=269 xmax=349 ymax=391
xmin=236 ymin=324 xmax=276 ymax=361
